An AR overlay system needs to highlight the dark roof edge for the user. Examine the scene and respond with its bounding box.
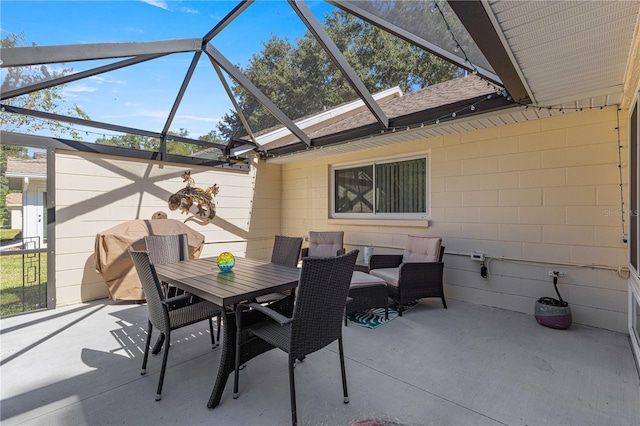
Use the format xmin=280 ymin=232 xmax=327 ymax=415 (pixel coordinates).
xmin=265 ymin=94 xmax=515 ymax=157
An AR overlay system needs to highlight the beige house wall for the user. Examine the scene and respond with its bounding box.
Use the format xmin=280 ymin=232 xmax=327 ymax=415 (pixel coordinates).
xmin=54 ymin=151 xmax=281 ymax=306
xmin=280 ymin=107 xmax=629 ymax=333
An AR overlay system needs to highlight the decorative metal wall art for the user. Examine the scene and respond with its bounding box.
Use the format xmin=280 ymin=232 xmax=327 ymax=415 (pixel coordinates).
xmin=168 ymin=171 xmax=219 ymax=225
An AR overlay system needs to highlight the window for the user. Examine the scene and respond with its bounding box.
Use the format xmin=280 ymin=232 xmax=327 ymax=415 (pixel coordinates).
xmin=331 ymin=155 xmax=429 ymax=219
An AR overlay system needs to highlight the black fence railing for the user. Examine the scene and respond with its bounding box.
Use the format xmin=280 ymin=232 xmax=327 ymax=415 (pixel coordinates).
xmin=0 ymin=236 xmax=48 ymax=316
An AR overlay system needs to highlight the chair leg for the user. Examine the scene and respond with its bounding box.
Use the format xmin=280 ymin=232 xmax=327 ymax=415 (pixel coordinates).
xmin=152 ymin=333 xmax=165 ymax=355
xmin=338 ymin=337 xmax=349 ymax=403
xmin=141 ymin=321 xmax=153 ymax=375
xmin=208 ymin=318 xmax=216 ymax=348
xmin=156 ymin=330 xmax=171 ymax=401
xmin=442 ymin=296 xmax=447 ymax=309
xmin=398 ymin=303 xmax=403 ymax=317
xmin=289 ymin=360 xmax=297 ymax=426
xmin=384 ymin=306 xmax=389 ymax=320
xmin=216 ymin=314 xmax=222 ymax=343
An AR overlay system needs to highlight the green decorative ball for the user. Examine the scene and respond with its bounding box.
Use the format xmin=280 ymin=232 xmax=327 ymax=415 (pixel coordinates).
xmin=217 ymin=252 xmax=235 ymax=271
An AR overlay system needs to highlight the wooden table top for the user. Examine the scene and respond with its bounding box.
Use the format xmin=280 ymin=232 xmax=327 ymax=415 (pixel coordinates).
xmin=154 ymin=256 xmax=301 ymax=307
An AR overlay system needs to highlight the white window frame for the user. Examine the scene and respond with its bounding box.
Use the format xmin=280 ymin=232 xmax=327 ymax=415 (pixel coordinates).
xmin=330 ymin=152 xmax=430 ymax=220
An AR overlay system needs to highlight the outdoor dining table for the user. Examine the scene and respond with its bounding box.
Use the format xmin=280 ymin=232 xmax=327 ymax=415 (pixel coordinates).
xmin=154 ymin=256 xmax=301 ymax=408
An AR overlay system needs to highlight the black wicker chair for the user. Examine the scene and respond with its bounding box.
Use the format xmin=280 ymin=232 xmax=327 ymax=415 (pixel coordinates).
xmin=300 ymin=231 xmax=346 ymax=257
xmin=144 ymin=234 xmax=190 ymax=301
xmin=255 ymin=235 xmax=303 ymax=304
xmin=369 ymin=236 xmax=446 ymax=316
xmin=271 ymin=235 xmax=304 ymax=267
xmin=128 ymin=247 xmax=223 ymax=401
xmin=143 ymin=234 xmax=221 ymax=352
xmin=233 ymin=250 xmax=358 ymax=426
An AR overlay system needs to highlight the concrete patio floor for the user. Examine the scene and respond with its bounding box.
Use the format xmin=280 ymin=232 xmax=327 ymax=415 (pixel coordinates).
xmin=1 ymin=298 xmax=639 ymax=426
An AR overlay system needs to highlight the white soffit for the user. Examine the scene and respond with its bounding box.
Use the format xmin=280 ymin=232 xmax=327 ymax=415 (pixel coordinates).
xmin=484 ymin=0 xmax=640 ymax=107
xmin=265 ymin=105 xmax=596 ymax=165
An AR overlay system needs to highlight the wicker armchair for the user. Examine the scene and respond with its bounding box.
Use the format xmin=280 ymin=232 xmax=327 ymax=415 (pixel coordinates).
xmin=233 ymin=250 xmax=359 ymax=426
xmin=301 ymin=231 xmax=345 ymax=257
xmin=255 ymin=235 xmax=303 ymax=304
xmin=369 ymin=236 xmax=446 ymax=316
xmin=128 ymin=247 xmax=223 ymax=401
xmin=144 ymin=234 xmax=221 ymax=351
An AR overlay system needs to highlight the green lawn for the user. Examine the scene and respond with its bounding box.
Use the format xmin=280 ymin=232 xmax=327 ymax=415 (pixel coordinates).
xmin=0 ymin=252 xmax=47 ymax=316
xmin=0 ymin=229 xmax=22 ymax=241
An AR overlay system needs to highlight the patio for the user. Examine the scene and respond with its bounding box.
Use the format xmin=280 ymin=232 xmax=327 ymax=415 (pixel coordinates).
xmin=1 ymin=297 xmax=638 ymax=426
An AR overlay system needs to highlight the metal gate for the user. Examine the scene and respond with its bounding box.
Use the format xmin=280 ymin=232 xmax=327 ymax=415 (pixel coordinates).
xmin=0 ymin=236 xmax=47 ymax=316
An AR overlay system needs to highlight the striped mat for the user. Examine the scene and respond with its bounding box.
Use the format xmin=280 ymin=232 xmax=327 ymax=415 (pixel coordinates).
xmin=346 ymin=301 xmax=420 ymax=329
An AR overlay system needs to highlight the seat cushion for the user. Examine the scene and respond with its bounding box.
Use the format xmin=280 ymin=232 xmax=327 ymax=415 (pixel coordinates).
xmin=350 ymin=271 xmax=386 ymax=288
xmin=369 ymin=268 xmax=399 ymax=286
xmin=402 ymin=236 xmax=441 ymax=263
xmin=308 ymin=231 xmax=344 ymax=257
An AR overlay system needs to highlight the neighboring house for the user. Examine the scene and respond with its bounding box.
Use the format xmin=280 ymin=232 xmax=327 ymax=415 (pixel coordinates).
xmin=5 ymin=192 xmax=23 ymax=230
xmin=5 ymin=152 xmax=47 ymax=246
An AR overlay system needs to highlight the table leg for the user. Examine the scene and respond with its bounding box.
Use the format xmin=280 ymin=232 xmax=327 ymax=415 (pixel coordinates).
xmin=207 ymin=308 xmax=237 ymax=408
xmin=207 ymin=296 xmax=295 ymax=409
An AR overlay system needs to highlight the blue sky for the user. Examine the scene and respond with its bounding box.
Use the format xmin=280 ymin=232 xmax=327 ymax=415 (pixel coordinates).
xmin=1 ymin=0 xmax=334 ymax=140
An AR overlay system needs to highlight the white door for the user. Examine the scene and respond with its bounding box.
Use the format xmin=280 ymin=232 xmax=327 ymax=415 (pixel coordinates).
xmin=23 ymin=183 xmax=47 ymax=248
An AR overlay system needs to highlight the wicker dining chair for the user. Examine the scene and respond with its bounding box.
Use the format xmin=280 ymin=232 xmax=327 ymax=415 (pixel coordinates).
xmin=255 ymin=235 xmax=303 ymax=304
xmin=143 ymin=234 xmax=221 ymax=352
xmin=233 ymin=250 xmax=358 ymax=426
xmin=144 ymin=234 xmax=190 ymax=299
xmin=128 ymin=247 xmax=223 ymax=401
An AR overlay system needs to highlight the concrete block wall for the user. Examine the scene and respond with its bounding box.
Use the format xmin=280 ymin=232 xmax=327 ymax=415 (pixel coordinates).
xmin=280 ymin=107 xmax=630 ymax=332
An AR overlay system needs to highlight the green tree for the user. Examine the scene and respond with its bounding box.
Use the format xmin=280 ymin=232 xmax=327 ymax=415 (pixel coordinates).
xmin=0 ymin=33 xmax=90 ymax=139
xmin=94 ymin=128 xmax=225 ymax=158
xmin=1 ymin=33 xmax=90 ymax=226
xmin=217 ymin=9 xmax=461 ymax=140
xmin=0 ymin=145 xmax=29 ymax=226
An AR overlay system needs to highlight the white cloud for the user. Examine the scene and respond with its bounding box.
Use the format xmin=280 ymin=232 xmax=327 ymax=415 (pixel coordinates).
xmin=139 ymin=0 xmax=170 ymax=11
xmin=89 ymin=75 xmax=127 ymax=86
xmin=177 ymin=115 xmax=220 ymax=123
xmin=139 ymin=109 xmax=170 ymax=118
xmin=62 ymin=84 xmax=98 ymax=95
xmin=123 ymin=26 xmax=145 ymax=34
xmin=180 ymin=6 xmax=199 ymax=14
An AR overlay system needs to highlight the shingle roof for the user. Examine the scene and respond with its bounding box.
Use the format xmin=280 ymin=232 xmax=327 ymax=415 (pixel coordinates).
xmin=6 ymin=154 xmax=46 ymax=175
xmin=6 ymin=193 xmax=22 ymax=205
xmin=261 ymin=75 xmax=494 ymax=150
